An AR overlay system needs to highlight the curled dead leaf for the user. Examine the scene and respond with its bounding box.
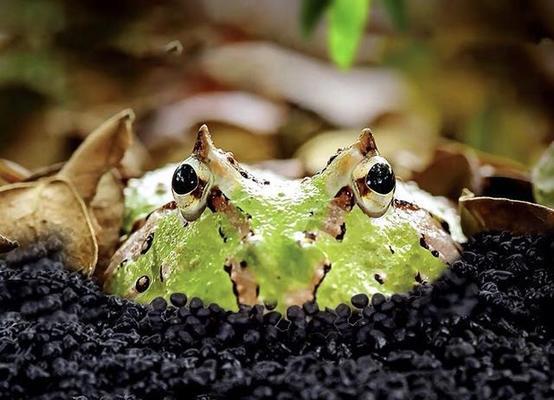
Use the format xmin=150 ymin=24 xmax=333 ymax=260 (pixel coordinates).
xmin=0 ymin=179 xmax=98 ymax=273
xmin=90 ymin=170 xmax=125 ymax=275
xmin=532 ymin=142 xmax=554 ymax=209
xmin=412 ymin=142 xmax=532 ymax=202
xmin=0 ymin=110 xmax=135 ymax=275
xmin=411 ymin=145 xmax=482 ymax=200
xmin=0 ymin=159 xmax=31 ymax=184
xmin=459 ymin=190 xmax=554 ymax=236
xmin=58 ymin=109 xmax=134 ymax=204
xmin=0 ymin=232 xmax=19 ymax=253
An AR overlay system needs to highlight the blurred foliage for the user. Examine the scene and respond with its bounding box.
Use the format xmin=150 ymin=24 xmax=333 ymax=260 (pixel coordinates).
xmin=328 ymin=0 xmax=370 ymax=69
xmin=0 ymin=0 xmax=552 ymax=175
xmin=533 ymin=143 xmax=554 ymax=208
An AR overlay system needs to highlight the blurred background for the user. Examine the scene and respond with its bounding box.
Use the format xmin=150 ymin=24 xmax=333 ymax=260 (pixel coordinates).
xmin=0 ymin=0 xmax=553 ymax=191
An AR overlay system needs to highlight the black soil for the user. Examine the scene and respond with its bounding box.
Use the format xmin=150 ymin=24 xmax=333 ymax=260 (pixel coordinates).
xmin=1 ymin=233 xmax=553 ymax=400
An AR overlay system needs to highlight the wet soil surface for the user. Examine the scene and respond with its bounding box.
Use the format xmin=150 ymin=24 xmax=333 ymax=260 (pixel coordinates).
xmin=0 ymin=232 xmax=553 ymax=400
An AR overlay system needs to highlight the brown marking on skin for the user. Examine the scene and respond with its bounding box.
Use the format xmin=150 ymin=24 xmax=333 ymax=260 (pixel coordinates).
xmin=322 ymin=186 xmax=354 ymax=239
xmin=207 ymin=188 xmax=252 ymax=239
xmin=393 ymin=199 xmax=461 ymax=263
xmin=355 ymin=177 xmax=370 ymax=197
xmin=130 ymin=201 xmax=178 ymax=234
xmin=393 ymin=199 xmax=420 ymax=211
xmin=193 ymin=125 xmax=212 ymax=160
xmin=224 ymin=259 xmax=258 ymax=306
xmin=285 ymin=261 xmax=331 ymax=307
xmin=103 ymin=204 xmax=175 ymax=284
xmin=357 ymin=128 xmax=378 ymax=156
xmin=190 ymin=178 xmax=207 ymax=201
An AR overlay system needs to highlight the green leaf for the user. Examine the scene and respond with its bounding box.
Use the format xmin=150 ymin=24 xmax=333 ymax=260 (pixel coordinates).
xmin=382 ymin=0 xmax=407 ymax=31
xmin=328 ymin=0 xmax=370 ymax=69
xmin=301 ymin=0 xmax=331 ymax=37
xmin=532 ymin=142 xmax=554 ymax=209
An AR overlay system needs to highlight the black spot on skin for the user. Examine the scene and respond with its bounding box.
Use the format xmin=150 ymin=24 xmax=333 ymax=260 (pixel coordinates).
xmin=323 ymin=263 xmax=332 ymax=274
xmin=223 ymin=263 xmax=232 ymax=274
xmin=325 ymin=153 xmax=338 ymax=168
xmin=255 ymin=285 xmax=260 ymax=297
xmin=135 ymin=275 xmax=150 ymax=293
xmin=335 ymin=223 xmax=347 ymax=241
xmin=431 ymin=250 xmax=440 ymax=258
xmin=308 ymin=210 xmax=314 ymax=216
xmin=440 ymin=219 xmax=451 ymax=234
xmin=374 ymin=273 xmax=385 ymax=285
xmin=304 ymin=231 xmax=317 ymax=241
xmin=141 ymin=233 xmax=154 ymax=255
xmin=218 ymin=227 xmax=228 ymax=243
xmin=312 ymin=262 xmax=332 ymax=302
xmin=240 ymin=260 xmax=248 ymax=269
xmin=240 ymin=171 xmax=249 ymax=179
xmin=415 ymin=271 xmax=424 ymax=284
xmin=388 ymin=246 xmax=395 ymax=254
xmin=120 ymin=259 xmax=128 ymax=267
xmin=263 ymin=180 xmax=270 ymax=185
xmin=419 ymin=235 xmax=429 ymax=250
xmin=159 ymin=265 xmax=165 ymax=282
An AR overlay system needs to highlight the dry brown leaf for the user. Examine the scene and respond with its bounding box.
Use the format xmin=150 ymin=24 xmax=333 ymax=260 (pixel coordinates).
xmin=58 ymin=109 xmax=134 ymax=204
xmin=459 ymin=190 xmax=554 ymax=236
xmin=90 ymin=170 xmax=125 ymax=275
xmin=0 ymin=159 xmax=31 ymax=184
xmin=412 ymin=142 xmax=532 ymax=202
xmin=0 ymin=179 xmax=98 ymax=273
xmin=0 ymin=232 xmax=18 ymax=253
xmin=411 ymin=146 xmax=482 ymax=200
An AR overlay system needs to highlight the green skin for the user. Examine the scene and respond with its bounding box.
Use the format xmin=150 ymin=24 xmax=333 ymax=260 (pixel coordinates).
xmin=105 ymin=127 xmax=460 ymax=311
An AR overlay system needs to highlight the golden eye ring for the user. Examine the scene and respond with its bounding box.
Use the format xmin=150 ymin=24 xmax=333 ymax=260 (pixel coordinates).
xmin=351 ymin=156 xmax=395 ymax=217
xmin=171 ymin=157 xmax=213 ymax=221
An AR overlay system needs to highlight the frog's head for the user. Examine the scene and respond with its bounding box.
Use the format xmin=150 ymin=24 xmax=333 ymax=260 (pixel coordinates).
xmin=106 ymin=125 xmax=455 ymax=311
xmin=172 ymin=124 xmax=395 ymax=228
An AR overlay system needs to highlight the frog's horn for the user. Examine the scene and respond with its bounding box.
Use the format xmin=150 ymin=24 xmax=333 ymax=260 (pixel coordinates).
xmin=356 ymin=128 xmax=379 ymax=156
xmin=193 ymin=124 xmax=215 ymax=160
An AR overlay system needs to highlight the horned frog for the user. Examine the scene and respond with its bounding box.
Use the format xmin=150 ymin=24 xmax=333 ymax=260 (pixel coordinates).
xmin=104 ymin=126 xmax=460 ymax=311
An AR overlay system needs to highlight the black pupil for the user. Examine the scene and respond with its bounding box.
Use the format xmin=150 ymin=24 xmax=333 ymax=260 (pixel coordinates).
xmin=365 ymin=162 xmax=395 ymax=194
xmin=172 ymin=164 xmax=198 ymax=195
xmin=135 ymin=275 xmax=150 ymax=293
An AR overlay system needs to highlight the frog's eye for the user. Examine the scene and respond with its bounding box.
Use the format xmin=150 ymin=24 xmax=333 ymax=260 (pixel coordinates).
xmin=172 ymin=163 xmax=198 ymax=195
xmin=352 ymin=156 xmax=395 ymax=217
xmin=171 ymin=157 xmax=213 ymax=221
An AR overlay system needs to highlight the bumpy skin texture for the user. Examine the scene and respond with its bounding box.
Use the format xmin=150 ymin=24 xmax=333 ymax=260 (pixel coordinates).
xmin=105 ymin=127 xmax=459 ymax=311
